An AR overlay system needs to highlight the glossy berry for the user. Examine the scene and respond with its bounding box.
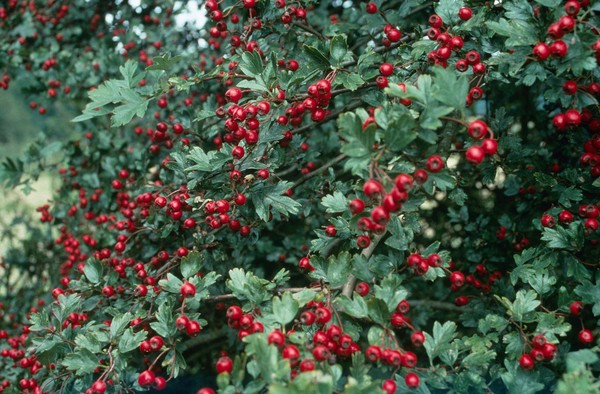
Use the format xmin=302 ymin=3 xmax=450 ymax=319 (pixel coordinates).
xmin=379 ymin=63 xmax=394 ymax=77
xmin=458 ymin=7 xmax=472 ymax=21
xmin=405 ymin=373 xmax=420 ymax=389
xmin=426 ymin=155 xmax=444 ymax=172
xmin=357 ymin=235 xmax=371 ymax=249
xmin=578 ymin=329 xmax=594 ymax=344
xmin=366 ymin=2 xmax=377 ymax=13
xmin=519 ymin=354 xmax=535 ymax=370
xmin=411 ymin=331 xmax=425 ymax=347
xmin=481 ymin=138 xmax=498 ymax=155
xmin=533 ymin=43 xmax=551 ymax=61
xmin=355 ymin=282 xmax=370 ymax=296
xmin=382 ymin=379 xmax=397 ymax=394
xmin=570 ymin=301 xmax=583 ymax=316
xmin=363 ymin=180 xmax=384 ymax=198
xmin=215 ymin=356 xmax=233 ymax=374
xmin=466 ymin=145 xmax=485 ymax=164
xmin=349 ymin=198 xmax=366 ymax=214
xmin=467 ymin=120 xmax=488 ymax=140
xmin=180 ymin=282 xmax=196 ymax=298
xmin=138 ymin=370 xmax=155 ymax=387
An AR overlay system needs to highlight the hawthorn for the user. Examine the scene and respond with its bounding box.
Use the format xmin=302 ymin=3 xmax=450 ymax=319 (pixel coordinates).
xmin=0 ymin=0 xmax=598 ymax=393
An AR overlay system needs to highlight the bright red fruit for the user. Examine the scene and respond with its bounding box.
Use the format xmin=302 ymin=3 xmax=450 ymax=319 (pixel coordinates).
xmin=215 ymin=356 xmax=233 ymax=374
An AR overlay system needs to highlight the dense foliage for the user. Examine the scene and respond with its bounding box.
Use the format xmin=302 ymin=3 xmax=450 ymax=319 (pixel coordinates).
xmin=1 ymin=0 xmax=600 ymax=393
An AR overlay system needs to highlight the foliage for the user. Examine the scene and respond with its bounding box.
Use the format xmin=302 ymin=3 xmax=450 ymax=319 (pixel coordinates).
xmin=0 ymin=0 xmax=599 ymax=393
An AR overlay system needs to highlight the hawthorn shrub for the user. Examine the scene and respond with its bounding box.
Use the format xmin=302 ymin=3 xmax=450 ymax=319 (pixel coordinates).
xmin=1 ymin=0 xmax=600 ymax=393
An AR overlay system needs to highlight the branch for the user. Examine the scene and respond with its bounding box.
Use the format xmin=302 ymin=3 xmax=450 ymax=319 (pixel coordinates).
xmin=292 ymin=21 xmax=325 ymax=40
xmin=341 ymin=234 xmax=384 ymax=297
xmin=408 ymin=300 xmax=464 ymax=313
xmin=291 ymin=154 xmax=346 ymax=188
xmin=291 ymin=100 xmax=363 ymax=135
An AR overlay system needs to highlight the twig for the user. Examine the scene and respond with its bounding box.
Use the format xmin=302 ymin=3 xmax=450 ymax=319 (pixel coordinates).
xmin=341 ymin=234 xmax=384 ymax=297
xmin=292 ymin=21 xmax=325 ymax=40
xmin=291 ymin=100 xmax=363 ymax=135
xmin=291 ymin=154 xmax=347 ymax=188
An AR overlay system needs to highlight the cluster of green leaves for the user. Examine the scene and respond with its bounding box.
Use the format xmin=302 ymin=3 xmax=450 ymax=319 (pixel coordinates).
xmin=0 ymin=0 xmax=599 ymax=393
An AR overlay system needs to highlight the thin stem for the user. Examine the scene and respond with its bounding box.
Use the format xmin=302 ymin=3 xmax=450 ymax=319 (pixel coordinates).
xmin=291 ymin=154 xmax=347 ymax=189
xmin=341 ymin=233 xmax=384 ymax=297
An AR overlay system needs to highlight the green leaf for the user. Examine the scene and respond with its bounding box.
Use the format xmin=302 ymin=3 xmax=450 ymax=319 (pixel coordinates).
xmin=83 ymin=258 xmax=102 ymax=284
xmin=432 ymin=67 xmax=468 ymax=110
xmin=62 ymin=349 xmax=99 ymax=375
xmin=335 ymin=73 xmax=364 ymax=91
xmin=118 ymin=328 xmax=147 ymax=353
xmin=486 ymin=18 xmax=537 ymax=47
xmin=111 ymin=88 xmax=148 ymax=127
xmin=303 ymin=45 xmax=331 ymax=71
xmin=226 ymin=268 xmax=272 ymax=305
xmin=423 ymin=321 xmax=457 ymax=364
xmin=374 ymin=275 xmax=407 ymax=313
xmin=272 ymin=292 xmax=299 ymax=326
xmin=75 ymin=332 xmax=102 ymax=354
xmin=501 ymin=359 xmax=545 ymax=394
xmin=245 ymin=334 xmax=289 ymax=384
xmin=384 ymin=112 xmax=417 ymax=151
xmin=146 ymin=52 xmax=182 ymax=72
xmin=150 ymin=302 xmax=177 ymax=338
xmin=575 ymin=280 xmax=600 ymax=316
xmin=240 ymin=51 xmax=264 ymax=78
xmin=541 ymin=222 xmax=583 ymax=251
xmin=110 ymin=312 xmax=133 ymax=339
xmin=330 ymin=35 xmax=348 ymax=67
xmin=338 ymin=112 xmax=375 ymax=159
xmin=310 ymin=252 xmax=352 ymax=287
xmin=367 ymin=298 xmax=389 ymax=325
xmin=251 ymin=181 xmax=301 ymax=222
xmin=435 ymin=0 xmax=463 ymax=25
xmin=510 ymin=290 xmax=541 ymax=322
xmin=422 ymin=171 xmax=456 ymax=194
xmin=321 ymin=191 xmax=348 ymax=213
xmin=335 ymin=294 xmax=369 ymax=319
xmin=420 ymin=104 xmax=453 ymax=130
xmin=181 ymin=250 xmax=203 ymax=278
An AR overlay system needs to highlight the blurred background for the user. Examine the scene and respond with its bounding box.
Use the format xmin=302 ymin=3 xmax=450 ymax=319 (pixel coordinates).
xmin=0 ymin=84 xmax=72 ymax=256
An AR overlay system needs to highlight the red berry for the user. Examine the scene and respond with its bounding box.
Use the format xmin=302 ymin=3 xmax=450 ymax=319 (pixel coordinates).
xmin=232 ymin=146 xmax=245 ymax=159
xmin=467 ymin=120 xmax=488 ymax=140
xmin=533 ymin=43 xmax=551 ymax=60
xmin=357 ymin=235 xmax=371 ymax=249
xmin=282 ymin=344 xmax=300 ymax=360
xmin=405 ymin=373 xmax=420 ymax=389
xmin=379 ymin=63 xmax=394 ymax=77
xmin=354 ymin=282 xmax=370 ymax=296
xmin=565 ymin=0 xmax=580 ymax=15
xmin=138 ymin=370 xmax=155 ymax=387
xmin=481 ymin=138 xmax=498 ymax=155
xmin=215 ymin=356 xmax=233 ymax=374
xmin=349 ymin=198 xmax=366 ymax=214
xmin=411 ymin=331 xmax=425 ymax=347
xmin=268 ymin=330 xmax=285 ymax=348
xmin=325 ymin=225 xmax=337 ymax=237
xmin=466 ymin=145 xmax=485 ymax=164
xmin=180 ymin=282 xmax=196 ymax=297
xmin=363 ymin=180 xmax=384 ymax=198
xmin=519 ymin=354 xmax=535 ymax=370
xmin=366 ymin=2 xmax=377 ymax=13
xmin=382 ymin=379 xmax=396 ymax=394
xmin=578 ymin=329 xmax=594 ymax=344
xmin=426 ymin=155 xmax=444 ymax=172
xmin=225 ymin=87 xmax=242 ymax=103
xmin=458 ymin=7 xmax=472 ymax=21
xmin=541 ymin=215 xmax=555 ymax=228
xmin=570 ymin=300 xmax=583 ymax=315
